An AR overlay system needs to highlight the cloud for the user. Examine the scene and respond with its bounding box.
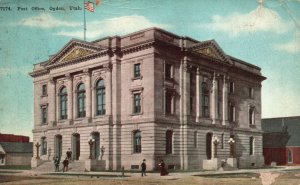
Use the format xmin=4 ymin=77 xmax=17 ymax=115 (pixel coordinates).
xmin=0 ymin=67 xmax=29 ymax=76
xmin=274 ymin=32 xmax=300 ymax=53
xmin=55 ymin=15 xmax=171 ymax=39
xmin=198 ymin=6 xmax=291 ymax=37
xmin=18 ymin=13 xmax=81 ymax=28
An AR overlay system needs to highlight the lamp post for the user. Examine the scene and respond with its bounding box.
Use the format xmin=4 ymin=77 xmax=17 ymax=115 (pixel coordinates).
xmin=88 ymin=137 xmax=95 ymax=159
xmin=212 ymin=136 xmax=220 ymax=158
xmin=228 ymin=138 xmax=235 ymax=158
xmin=35 ymin=142 xmax=41 ymax=159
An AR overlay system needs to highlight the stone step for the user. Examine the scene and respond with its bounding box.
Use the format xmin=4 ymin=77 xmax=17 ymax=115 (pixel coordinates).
xmin=33 ymin=160 xmax=86 ymax=172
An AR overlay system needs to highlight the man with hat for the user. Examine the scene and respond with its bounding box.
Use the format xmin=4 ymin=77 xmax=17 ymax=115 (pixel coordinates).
xmin=141 ymin=159 xmax=147 ymax=177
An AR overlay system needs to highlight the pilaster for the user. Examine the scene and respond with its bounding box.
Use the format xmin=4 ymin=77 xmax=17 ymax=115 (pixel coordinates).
xmin=211 ymin=73 xmax=218 ymax=124
xmin=48 ymin=78 xmax=56 ymax=125
xmin=222 ymin=75 xmax=229 ymax=125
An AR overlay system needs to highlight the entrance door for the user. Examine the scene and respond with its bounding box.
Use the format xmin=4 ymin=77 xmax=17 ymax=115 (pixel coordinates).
xmin=72 ymin=134 xmax=80 ymax=160
xmin=55 ymin=135 xmax=62 ymax=158
xmin=92 ymin=132 xmax=100 ymax=159
xmin=206 ymin=133 xmax=212 ymax=159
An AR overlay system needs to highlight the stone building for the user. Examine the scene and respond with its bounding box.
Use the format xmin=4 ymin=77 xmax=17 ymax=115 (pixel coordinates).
xmin=30 ymin=27 xmax=265 ymax=171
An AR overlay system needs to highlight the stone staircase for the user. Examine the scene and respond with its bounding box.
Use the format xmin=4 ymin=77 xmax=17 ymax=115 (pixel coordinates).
xmin=33 ymin=160 xmax=86 ymax=172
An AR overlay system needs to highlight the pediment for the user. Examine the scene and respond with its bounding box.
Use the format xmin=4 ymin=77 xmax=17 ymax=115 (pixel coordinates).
xmin=193 ymin=47 xmax=222 ymax=61
xmin=189 ymin=40 xmax=232 ymax=64
xmin=47 ymin=39 xmax=102 ymax=66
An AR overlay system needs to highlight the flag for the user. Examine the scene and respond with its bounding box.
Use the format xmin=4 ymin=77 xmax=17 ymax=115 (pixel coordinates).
xmin=95 ymin=0 xmax=102 ymax=6
xmin=85 ymin=1 xmax=94 ymax=12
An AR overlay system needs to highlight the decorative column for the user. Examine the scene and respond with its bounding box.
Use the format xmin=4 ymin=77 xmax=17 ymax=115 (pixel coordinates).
xmin=212 ymin=136 xmax=220 ymax=158
xmin=35 ymin=142 xmax=41 ymax=159
xmin=84 ymin=69 xmax=92 ymax=120
xmin=222 ymin=76 xmax=228 ymax=126
xmin=196 ymin=67 xmax=201 ymax=122
xmin=66 ymin=74 xmax=73 ymax=122
xmin=104 ymin=63 xmax=112 ymax=116
xmin=48 ymin=78 xmax=56 ymax=125
xmin=211 ymin=73 xmax=218 ymax=124
xmin=228 ymin=138 xmax=235 ymax=158
xmin=182 ymin=58 xmax=190 ymax=123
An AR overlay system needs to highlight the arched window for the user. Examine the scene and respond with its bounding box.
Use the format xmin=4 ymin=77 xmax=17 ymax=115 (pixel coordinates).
xmin=77 ymin=83 xmax=86 ymax=118
xmin=96 ymin=79 xmax=106 ymax=115
xmin=202 ymin=82 xmax=209 ymax=117
xmin=133 ymin=131 xmax=141 ymax=153
xmin=249 ymin=106 xmax=255 ymax=125
xmin=60 ymin=86 xmax=67 ymax=120
xmin=41 ymin=137 xmax=47 ymax=155
xmin=166 ymin=130 xmax=173 ymax=154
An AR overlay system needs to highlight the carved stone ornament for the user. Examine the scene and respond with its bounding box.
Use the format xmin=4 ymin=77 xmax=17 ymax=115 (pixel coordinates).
xmin=62 ymin=47 xmax=94 ymax=62
xmin=103 ymin=63 xmax=112 ymax=72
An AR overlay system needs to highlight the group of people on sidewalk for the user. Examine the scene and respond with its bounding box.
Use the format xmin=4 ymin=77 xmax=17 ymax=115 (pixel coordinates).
xmin=141 ymin=159 xmax=169 ymax=177
xmin=53 ymin=148 xmax=72 ymax=172
xmin=54 ymin=150 xmax=169 ymax=176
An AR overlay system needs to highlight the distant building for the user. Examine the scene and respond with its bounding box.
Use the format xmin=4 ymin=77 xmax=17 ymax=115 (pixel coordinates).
xmin=30 ymin=27 xmax=266 ymax=171
xmin=262 ymin=117 xmax=300 ymax=165
xmin=0 ymin=134 xmax=32 ymax=166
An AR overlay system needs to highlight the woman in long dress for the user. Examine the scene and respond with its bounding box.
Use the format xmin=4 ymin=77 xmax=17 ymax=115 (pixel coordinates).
xmin=158 ymin=160 xmax=169 ymax=176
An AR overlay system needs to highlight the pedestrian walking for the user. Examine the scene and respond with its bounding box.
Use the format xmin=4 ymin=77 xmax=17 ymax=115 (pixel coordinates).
xmin=141 ymin=159 xmax=147 ymax=177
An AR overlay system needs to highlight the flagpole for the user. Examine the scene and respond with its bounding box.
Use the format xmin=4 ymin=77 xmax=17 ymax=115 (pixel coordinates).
xmin=83 ymin=0 xmax=86 ymax=41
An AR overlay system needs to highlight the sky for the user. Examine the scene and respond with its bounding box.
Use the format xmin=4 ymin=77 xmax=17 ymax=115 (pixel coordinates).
xmin=0 ymin=0 xmax=299 ymax=139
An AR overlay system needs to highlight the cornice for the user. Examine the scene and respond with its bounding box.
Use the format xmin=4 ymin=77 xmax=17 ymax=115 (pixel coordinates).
xmin=122 ymin=41 xmax=155 ymax=55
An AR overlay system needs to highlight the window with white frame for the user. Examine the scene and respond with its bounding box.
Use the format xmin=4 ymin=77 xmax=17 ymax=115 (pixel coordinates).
xmin=59 ymin=86 xmax=68 ymax=120
xmin=41 ymin=137 xmax=47 ymax=155
xmin=41 ymin=106 xmax=47 ymax=125
xmin=77 ymin=83 xmax=86 ymax=118
xmin=133 ymin=131 xmax=141 ymax=153
xmin=42 ymin=84 xmax=47 ymax=96
xmin=96 ymin=79 xmax=106 ymax=115
xmin=202 ymin=82 xmax=210 ymax=117
xmin=134 ymin=63 xmax=141 ymax=78
xmin=249 ymin=106 xmax=255 ymax=125
xmin=133 ymin=93 xmax=141 ymax=114
xmin=165 ymin=91 xmax=174 ymax=115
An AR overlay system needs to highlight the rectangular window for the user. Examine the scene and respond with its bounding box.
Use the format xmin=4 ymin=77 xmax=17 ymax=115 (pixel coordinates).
xmin=41 ymin=138 xmax=47 ymax=155
xmin=166 ymin=131 xmax=173 ymax=154
xmin=249 ymin=107 xmax=254 ymax=125
xmin=248 ymin=87 xmax=254 ymax=98
xmin=229 ymin=82 xmax=234 ymax=94
xmin=165 ymin=92 xmax=173 ymax=115
xmin=41 ymin=107 xmax=47 ymax=125
xmin=229 ymin=105 xmax=235 ymax=122
xmin=42 ymin=84 xmax=47 ymax=96
xmin=203 ymin=95 xmax=209 ymax=117
xmin=221 ymin=133 xmax=224 ymax=149
xmin=133 ymin=93 xmax=141 ymax=114
xmin=165 ymin=63 xmax=172 ymax=79
xmin=134 ymin=63 xmax=141 ymax=78
xmin=249 ymin=137 xmax=254 ymax=155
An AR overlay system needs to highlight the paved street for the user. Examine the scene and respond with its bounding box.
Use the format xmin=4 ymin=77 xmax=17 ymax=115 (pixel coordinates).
xmin=1 ymin=166 xmax=300 ymax=185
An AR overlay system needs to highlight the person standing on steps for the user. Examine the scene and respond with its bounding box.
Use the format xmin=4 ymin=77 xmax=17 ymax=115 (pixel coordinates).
xmin=54 ymin=156 xmax=60 ymax=172
xmin=66 ymin=148 xmax=72 ymax=161
xmin=141 ymin=159 xmax=147 ymax=177
xmin=62 ymin=157 xmax=69 ymax=172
